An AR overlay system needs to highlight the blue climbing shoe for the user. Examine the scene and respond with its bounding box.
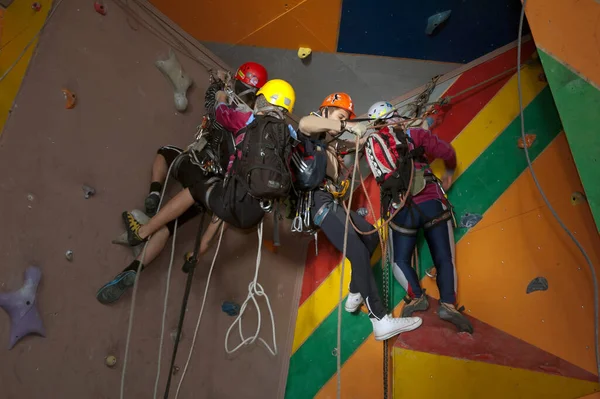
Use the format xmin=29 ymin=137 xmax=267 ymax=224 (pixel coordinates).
xmin=96 ymin=270 xmax=137 ymax=305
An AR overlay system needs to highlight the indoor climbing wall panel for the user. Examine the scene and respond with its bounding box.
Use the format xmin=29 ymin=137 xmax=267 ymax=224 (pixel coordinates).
xmin=0 ymin=0 xmax=51 ymax=134
xmin=524 ymin=0 xmax=600 ymax=233
xmin=147 ymin=0 xmax=527 ymax=116
xmin=284 ymin=40 xmax=600 ymax=398
xmin=0 ymin=2 xmax=304 ymax=398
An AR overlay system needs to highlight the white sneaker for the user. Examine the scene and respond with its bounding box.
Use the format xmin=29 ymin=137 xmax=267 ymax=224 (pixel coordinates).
xmin=345 ymin=292 xmax=364 ymax=313
xmin=371 ymin=314 xmax=423 ymax=341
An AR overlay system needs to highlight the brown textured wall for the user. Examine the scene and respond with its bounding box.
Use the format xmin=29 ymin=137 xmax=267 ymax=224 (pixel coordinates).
xmin=0 ymin=2 xmax=305 ymax=398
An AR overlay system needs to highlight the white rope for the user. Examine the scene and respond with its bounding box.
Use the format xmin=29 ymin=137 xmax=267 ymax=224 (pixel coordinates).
xmin=224 ymin=220 xmax=278 ymax=356
xmin=174 ymin=222 xmax=225 ymax=398
xmin=121 ymin=154 xmax=180 ymax=399
xmin=336 ymin=137 xmax=362 ymax=399
xmin=152 ymin=219 xmax=179 ymax=398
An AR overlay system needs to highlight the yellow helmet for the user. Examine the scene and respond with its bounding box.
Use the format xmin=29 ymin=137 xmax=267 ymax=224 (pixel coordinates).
xmin=256 ymin=79 xmax=296 ymax=113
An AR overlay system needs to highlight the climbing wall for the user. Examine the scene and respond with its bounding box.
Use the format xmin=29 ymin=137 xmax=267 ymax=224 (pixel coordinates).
xmin=523 ymin=0 xmax=600 ymax=233
xmin=148 ymin=0 xmax=528 ymax=117
xmin=0 ymin=1 xmax=305 ymax=398
xmin=285 ymin=40 xmax=600 ymax=398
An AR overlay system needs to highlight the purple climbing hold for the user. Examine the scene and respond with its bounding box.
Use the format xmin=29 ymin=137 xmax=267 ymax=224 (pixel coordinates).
xmin=0 ymin=266 xmax=46 ymax=349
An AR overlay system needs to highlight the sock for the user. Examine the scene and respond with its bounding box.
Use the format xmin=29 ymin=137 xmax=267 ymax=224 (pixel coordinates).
xmin=122 ymin=260 xmax=144 ymax=273
xmin=149 ymin=181 xmax=162 ymax=195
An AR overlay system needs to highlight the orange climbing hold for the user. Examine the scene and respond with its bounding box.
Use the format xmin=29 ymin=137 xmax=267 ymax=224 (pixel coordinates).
xmin=263 ymin=240 xmax=278 ymax=254
xmin=61 ymin=89 xmax=76 ymax=109
xmin=517 ymin=134 xmax=536 ymax=149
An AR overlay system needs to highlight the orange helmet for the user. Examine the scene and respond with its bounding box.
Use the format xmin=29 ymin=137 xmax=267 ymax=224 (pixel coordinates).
xmin=319 ymin=93 xmax=355 ymax=119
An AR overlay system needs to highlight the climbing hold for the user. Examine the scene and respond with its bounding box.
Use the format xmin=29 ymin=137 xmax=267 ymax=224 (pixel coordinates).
xmin=31 ymin=2 xmax=41 ymax=11
xmin=221 ymin=301 xmax=240 ymax=316
xmin=65 ymin=250 xmax=73 ymax=262
xmin=298 ymin=47 xmax=312 ymax=59
xmin=571 ymin=191 xmax=587 ymax=206
xmin=155 ymin=49 xmax=193 ymax=112
xmin=172 ymin=365 xmax=180 ymax=375
xmin=105 ymin=355 xmax=117 ymax=368
xmin=517 ymin=134 xmax=537 ymax=149
xmin=459 ymin=213 xmax=482 ymax=228
xmin=262 ymin=239 xmax=278 ymax=254
xmin=425 ymin=10 xmax=451 ymax=35
xmin=82 ymin=185 xmax=95 ymax=199
xmin=357 ymin=208 xmax=368 ymax=217
xmin=94 ymin=1 xmax=106 ymax=15
xmin=0 ymin=266 xmax=46 ymax=349
xmin=62 ymin=89 xmax=76 ymax=109
xmin=526 ymin=277 xmax=549 ymax=294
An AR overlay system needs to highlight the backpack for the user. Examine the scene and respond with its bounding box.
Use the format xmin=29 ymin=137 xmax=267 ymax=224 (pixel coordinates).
xmin=230 ymin=114 xmax=293 ymax=201
xmin=364 ymin=126 xmax=426 ymax=209
xmin=290 ymin=133 xmax=327 ymax=191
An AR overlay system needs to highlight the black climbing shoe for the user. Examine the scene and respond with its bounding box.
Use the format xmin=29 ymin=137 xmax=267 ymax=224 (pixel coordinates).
xmin=438 ymin=303 xmax=474 ymax=334
xmin=401 ymin=294 xmax=429 ymax=317
xmin=145 ymin=192 xmax=160 ymax=216
xmin=122 ymin=211 xmax=147 ymax=246
xmin=96 ymin=271 xmax=137 ymax=304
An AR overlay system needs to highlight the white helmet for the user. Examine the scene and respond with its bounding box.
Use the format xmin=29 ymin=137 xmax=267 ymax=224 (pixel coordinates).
xmin=368 ymin=101 xmax=395 ymax=120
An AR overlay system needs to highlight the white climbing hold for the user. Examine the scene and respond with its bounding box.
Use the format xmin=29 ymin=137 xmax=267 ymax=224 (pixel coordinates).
xmin=155 ymin=49 xmax=193 ymax=112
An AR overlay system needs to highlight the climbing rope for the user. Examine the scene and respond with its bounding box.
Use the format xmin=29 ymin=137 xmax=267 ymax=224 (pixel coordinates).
xmin=335 ymin=134 xmax=362 ymax=399
xmin=174 ymin=222 xmax=225 ymax=398
xmin=516 ymin=0 xmax=600 ymax=381
xmin=224 ymin=220 xmax=278 ymax=356
xmin=120 ymin=150 xmax=184 ymax=399
xmin=153 ymin=217 xmax=179 ymax=398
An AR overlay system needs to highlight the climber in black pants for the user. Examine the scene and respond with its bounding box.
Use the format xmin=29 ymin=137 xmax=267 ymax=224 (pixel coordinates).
xmin=298 ymin=92 xmax=423 ymax=341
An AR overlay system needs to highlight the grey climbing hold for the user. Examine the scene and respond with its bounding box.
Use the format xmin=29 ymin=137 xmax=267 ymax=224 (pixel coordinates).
xmin=527 ymin=277 xmax=549 ymax=294
xmin=459 ymin=213 xmax=482 ymax=228
xmin=65 ymin=250 xmax=73 ymax=261
xmin=357 ymin=208 xmax=368 ymax=217
xmin=82 ymin=185 xmax=96 ymax=199
xmin=425 ymin=10 xmax=451 ymax=35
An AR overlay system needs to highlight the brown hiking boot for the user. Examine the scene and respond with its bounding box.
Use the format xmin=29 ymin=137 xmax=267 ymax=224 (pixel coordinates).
xmin=401 ymin=295 xmax=430 ymax=317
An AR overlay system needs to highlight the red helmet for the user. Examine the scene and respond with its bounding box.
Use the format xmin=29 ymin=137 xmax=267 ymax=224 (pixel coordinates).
xmin=235 ymin=62 xmax=268 ymax=89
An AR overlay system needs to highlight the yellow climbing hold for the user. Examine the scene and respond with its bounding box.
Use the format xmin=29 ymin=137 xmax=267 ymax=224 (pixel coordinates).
xmin=105 ymin=355 xmax=117 ymax=368
xmin=298 ymin=47 xmax=312 ymax=59
xmin=571 ymin=191 xmax=586 ymax=206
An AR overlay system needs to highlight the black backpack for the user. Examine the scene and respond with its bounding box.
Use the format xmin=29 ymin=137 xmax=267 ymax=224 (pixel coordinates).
xmin=290 ymin=133 xmax=327 ymax=191
xmin=231 ymin=115 xmax=293 ymax=201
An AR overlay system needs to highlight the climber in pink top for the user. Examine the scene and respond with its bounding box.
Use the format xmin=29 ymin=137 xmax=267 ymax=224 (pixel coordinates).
xmin=365 ymin=101 xmax=473 ymax=334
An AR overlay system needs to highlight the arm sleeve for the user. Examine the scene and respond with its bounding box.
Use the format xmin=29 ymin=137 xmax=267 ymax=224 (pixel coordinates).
xmin=215 ymin=103 xmax=252 ymax=133
xmin=410 ymin=128 xmax=457 ymax=171
xmin=298 ymin=115 xmax=342 ymax=136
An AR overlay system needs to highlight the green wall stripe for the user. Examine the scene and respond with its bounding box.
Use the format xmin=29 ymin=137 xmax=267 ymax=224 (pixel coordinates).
xmin=285 ymin=86 xmax=562 ymax=399
xmin=537 ymin=49 xmax=600 ymax=232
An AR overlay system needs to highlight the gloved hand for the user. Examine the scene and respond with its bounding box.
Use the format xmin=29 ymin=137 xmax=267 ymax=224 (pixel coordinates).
xmin=215 ymin=90 xmax=228 ymax=104
xmin=346 ymin=121 xmax=367 ymax=137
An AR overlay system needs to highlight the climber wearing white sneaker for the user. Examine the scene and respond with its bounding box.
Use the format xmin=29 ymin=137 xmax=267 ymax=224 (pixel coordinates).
xmin=297 ymin=93 xmax=423 ymax=341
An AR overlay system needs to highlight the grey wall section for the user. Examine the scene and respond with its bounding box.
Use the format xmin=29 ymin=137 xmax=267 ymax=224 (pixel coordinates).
xmin=0 ymin=2 xmax=304 ymax=399
xmin=204 ymin=42 xmax=458 ymax=117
